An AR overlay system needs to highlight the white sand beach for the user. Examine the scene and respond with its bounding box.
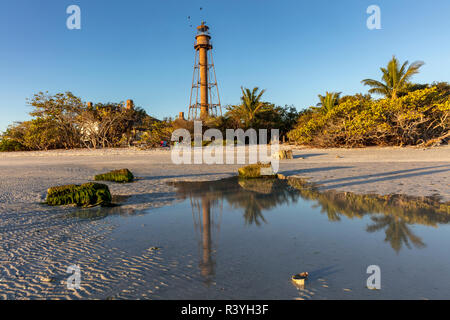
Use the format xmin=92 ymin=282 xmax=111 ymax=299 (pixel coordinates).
xmin=0 ymin=146 xmax=449 ymax=299
xmin=1 ymin=145 xmax=449 ymax=206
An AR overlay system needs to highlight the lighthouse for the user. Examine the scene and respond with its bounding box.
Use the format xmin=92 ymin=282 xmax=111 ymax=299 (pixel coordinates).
xmin=188 ymin=22 xmax=222 ymax=120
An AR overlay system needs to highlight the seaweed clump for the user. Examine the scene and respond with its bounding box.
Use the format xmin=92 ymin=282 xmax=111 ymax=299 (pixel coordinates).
xmin=238 ymin=163 xmax=276 ymax=179
xmin=46 ymin=183 xmax=112 ymax=207
xmin=94 ymin=169 xmax=134 ymax=183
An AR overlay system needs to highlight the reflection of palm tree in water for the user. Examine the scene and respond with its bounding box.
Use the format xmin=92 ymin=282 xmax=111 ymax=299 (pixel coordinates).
xmin=287 ymin=178 xmax=449 ymax=252
xmin=231 ymin=178 xmax=300 ymax=225
xmin=176 ymin=177 xmax=299 ymax=226
xmin=366 ymin=215 xmax=425 ymax=253
xmin=313 ymin=203 xmax=341 ymax=222
xmin=173 ymin=177 xmax=448 ymax=261
xmin=242 ymin=197 xmax=267 ymax=226
xmin=177 ymin=177 xmax=298 ymax=284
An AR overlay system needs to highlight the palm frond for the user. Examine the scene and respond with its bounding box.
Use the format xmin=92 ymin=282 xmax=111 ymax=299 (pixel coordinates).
xmin=362 ymin=56 xmax=424 ymax=98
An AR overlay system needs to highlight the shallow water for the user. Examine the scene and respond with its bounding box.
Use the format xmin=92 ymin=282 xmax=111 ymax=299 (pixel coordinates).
xmin=2 ymin=177 xmax=449 ymax=300
xmin=97 ymin=177 xmax=450 ymax=299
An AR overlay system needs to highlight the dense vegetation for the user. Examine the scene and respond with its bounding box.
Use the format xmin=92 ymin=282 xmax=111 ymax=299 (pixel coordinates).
xmin=0 ymin=89 xmax=298 ymax=151
xmin=0 ymin=92 xmax=160 ymax=151
xmin=288 ymin=57 xmax=450 ymax=147
xmin=288 ymin=83 xmax=450 ymax=147
xmin=1 ymin=56 xmax=448 ymax=151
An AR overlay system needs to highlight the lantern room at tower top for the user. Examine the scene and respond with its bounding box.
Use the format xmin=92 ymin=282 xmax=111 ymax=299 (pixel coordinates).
xmin=194 ymin=21 xmax=212 ymax=50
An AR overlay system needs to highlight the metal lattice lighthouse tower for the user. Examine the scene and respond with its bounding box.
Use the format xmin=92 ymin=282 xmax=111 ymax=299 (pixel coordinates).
xmin=188 ymin=22 xmax=221 ymax=120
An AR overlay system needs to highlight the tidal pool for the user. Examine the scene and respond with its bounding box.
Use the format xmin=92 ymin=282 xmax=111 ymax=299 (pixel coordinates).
xmin=73 ymin=177 xmax=450 ymax=299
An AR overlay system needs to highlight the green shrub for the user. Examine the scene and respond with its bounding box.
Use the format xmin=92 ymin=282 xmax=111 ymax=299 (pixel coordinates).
xmin=287 ymin=85 xmax=450 ymax=147
xmin=136 ymin=121 xmax=174 ymax=148
xmin=46 ymin=183 xmax=112 ymax=207
xmin=238 ymin=163 xmax=276 ymax=178
xmin=94 ymin=169 xmax=134 ymax=183
xmin=0 ymin=139 xmax=26 ymax=152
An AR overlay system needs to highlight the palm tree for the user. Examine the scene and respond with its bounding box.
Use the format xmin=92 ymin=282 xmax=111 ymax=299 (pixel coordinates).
xmin=362 ymin=56 xmax=424 ymax=99
xmin=240 ymin=87 xmax=266 ymax=126
xmin=317 ymin=92 xmax=341 ymax=113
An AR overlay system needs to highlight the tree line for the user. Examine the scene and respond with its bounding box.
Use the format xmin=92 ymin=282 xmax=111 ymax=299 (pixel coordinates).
xmin=1 ymin=55 xmax=449 ymax=151
xmin=287 ymin=56 xmax=449 ymax=147
xmin=0 ymin=89 xmax=299 ymax=151
xmin=0 ymin=92 xmax=158 ymax=151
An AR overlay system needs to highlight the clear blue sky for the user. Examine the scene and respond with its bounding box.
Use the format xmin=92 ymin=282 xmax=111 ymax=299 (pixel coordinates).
xmin=1 ymin=0 xmax=449 ymax=131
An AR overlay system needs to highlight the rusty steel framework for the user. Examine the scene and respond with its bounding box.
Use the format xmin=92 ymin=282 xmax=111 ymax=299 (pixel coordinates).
xmin=188 ymin=23 xmax=222 ymax=120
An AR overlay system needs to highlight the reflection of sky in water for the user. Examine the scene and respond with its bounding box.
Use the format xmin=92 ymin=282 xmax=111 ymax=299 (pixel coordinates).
xmin=90 ymin=178 xmax=450 ymax=299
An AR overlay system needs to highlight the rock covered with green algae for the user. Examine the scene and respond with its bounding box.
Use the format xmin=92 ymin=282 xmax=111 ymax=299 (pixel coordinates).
xmin=94 ymin=169 xmax=134 ymax=183
xmin=46 ymin=183 xmax=112 ymax=207
xmin=238 ymin=163 xmax=276 ymax=179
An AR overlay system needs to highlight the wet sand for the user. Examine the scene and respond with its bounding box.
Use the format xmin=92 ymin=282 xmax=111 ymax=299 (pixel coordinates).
xmin=0 ymin=146 xmax=449 ymax=299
